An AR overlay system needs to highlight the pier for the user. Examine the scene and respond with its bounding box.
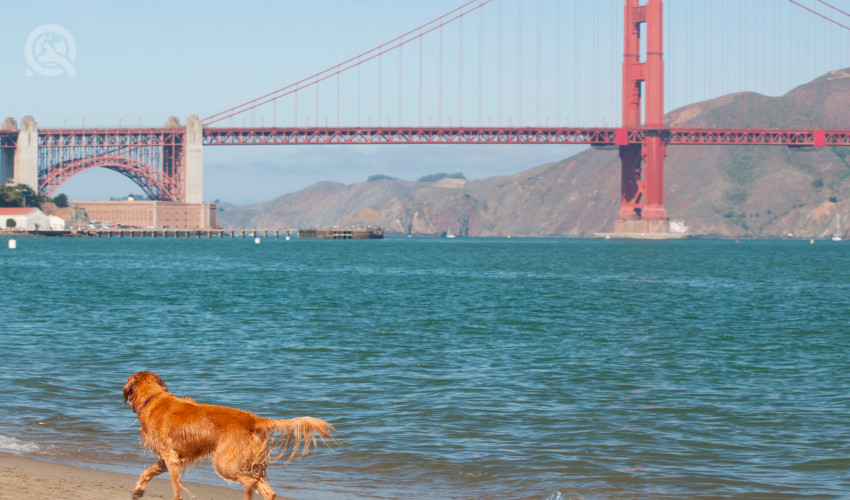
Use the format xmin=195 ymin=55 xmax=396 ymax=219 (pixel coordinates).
xmin=1 ymin=227 xmax=383 ymax=239
xmin=81 ymin=228 xmax=293 ymax=238
xmin=1 ymin=228 xmax=293 ymax=239
xmin=297 ymin=228 xmax=383 ymax=239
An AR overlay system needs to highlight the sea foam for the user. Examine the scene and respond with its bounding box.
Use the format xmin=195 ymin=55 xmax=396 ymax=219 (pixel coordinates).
xmin=0 ymin=434 xmax=40 ymax=453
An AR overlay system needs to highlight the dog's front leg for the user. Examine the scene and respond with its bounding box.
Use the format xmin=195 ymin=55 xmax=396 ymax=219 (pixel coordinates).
xmin=132 ymin=459 xmax=166 ymax=499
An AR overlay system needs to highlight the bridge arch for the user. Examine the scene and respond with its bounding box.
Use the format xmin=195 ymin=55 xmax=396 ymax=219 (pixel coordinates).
xmin=40 ymin=155 xmax=183 ymax=201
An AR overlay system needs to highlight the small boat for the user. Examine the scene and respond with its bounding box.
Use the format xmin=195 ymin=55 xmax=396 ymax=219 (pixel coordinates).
xmin=832 ymin=214 xmax=842 ymax=242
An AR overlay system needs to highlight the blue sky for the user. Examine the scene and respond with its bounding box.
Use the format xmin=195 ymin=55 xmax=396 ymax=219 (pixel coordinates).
xmin=2 ymin=0 xmax=848 ymax=204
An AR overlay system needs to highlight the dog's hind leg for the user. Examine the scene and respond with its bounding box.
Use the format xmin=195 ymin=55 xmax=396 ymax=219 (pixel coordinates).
xmin=163 ymin=451 xmax=186 ymax=500
xmin=215 ymin=464 xmax=276 ymax=500
xmin=213 ymin=451 xmax=276 ymax=500
xmin=252 ymin=477 xmax=277 ymax=500
xmin=232 ymin=473 xmax=276 ymax=500
xmin=132 ymin=459 xmax=166 ymax=499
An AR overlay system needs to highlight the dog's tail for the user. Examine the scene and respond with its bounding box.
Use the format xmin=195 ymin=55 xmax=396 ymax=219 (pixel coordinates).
xmin=257 ymin=416 xmax=337 ymax=463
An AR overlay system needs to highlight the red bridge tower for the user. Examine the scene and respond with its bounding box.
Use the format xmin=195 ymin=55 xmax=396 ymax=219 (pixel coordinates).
xmin=616 ymin=0 xmax=670 ymax=235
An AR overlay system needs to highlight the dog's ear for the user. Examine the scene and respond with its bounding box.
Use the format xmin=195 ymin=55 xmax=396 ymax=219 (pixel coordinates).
xmin=123 ymin=375 xmax=136 ymax=403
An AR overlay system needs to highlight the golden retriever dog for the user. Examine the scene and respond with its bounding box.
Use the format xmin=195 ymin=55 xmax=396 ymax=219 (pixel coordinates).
xmin=123 ymin=371 xmax=336 ymax=500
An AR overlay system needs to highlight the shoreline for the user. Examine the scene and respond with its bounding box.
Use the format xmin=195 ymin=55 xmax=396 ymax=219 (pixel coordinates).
xmin=0 ymin=451 xmax=278 ymax=500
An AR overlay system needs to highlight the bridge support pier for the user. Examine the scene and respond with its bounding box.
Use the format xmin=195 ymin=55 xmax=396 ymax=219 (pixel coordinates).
xmin=0 ymin=118 xmax=16 ymax=185
xmin=184 ymin=115 xmax=203 ymax=203
xmin=14 ymin=116 xmax=38 ymax=192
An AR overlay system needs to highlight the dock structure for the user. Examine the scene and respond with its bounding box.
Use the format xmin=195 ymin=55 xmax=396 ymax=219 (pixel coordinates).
xmin=1 ymin=228 xmax=383 ymax=239
xmin=82 ymin=228 xmax=294 ymax=238
xmin=0 ymin=228 xmax=294 ymax=238
xmin=297 ymin=228 xmax=383 ymax=239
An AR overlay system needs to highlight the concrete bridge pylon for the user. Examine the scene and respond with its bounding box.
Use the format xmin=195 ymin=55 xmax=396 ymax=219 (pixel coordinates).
xmin=14 ymin=116 xmax=38 ymax=192
xmin=0 ymin=118 xmax=16 ymax=185
xmin=184 ymin=114 xmax=203 ymax=204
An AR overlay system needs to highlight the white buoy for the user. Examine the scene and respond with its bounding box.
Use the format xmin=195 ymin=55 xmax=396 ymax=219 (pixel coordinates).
xmin=254 ymin=237 xmax=261 ymax=244
xmin=8 ymin=239 xmax=16 ymax=249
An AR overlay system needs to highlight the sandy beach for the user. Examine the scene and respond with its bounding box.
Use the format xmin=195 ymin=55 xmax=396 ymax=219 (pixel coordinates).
xmin=0 ymin=452 xmax=273 ymax=500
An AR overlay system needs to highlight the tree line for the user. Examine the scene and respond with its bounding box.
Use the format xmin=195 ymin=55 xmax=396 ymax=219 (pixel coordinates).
xmin=0 ymin=184 xmax=67 ymax=208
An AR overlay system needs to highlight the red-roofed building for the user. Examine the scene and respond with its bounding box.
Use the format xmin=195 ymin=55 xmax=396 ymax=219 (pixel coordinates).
xmin=0 ymin=207 xmax=50 ymax=230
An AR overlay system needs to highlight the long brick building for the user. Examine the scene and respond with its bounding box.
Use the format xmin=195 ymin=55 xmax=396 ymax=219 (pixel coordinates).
xmin=74 ymin=201 xmax=217 ymax=229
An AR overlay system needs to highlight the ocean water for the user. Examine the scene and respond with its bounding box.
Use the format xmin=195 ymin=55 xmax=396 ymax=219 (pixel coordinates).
xmin=0 ymin=237 xmax=848 ymax=499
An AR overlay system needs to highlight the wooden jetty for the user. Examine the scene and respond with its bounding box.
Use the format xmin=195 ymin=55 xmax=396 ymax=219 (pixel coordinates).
xmin=297 ymin=228 xmax=384 ymax=239
xmin=81 ymin=228 xmax=293 ymax=238
xmin=0 ymin=228 xmax=295 ymax=239
xmin=2 ymin=227 xmax=382 ymax=239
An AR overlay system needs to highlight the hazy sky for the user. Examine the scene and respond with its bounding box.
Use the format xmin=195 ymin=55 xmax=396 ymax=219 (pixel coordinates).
xmin=2 ymin=0 xmax=848 ymax=204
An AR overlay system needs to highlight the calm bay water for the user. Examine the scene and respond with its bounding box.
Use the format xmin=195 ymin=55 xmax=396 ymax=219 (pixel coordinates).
xmin=0 ymin=237 xmax=848 ymax=499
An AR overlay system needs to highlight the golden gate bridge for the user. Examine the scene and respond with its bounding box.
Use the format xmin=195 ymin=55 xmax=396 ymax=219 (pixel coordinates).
xmin=1 ymin=0 xmax=849 ymax=236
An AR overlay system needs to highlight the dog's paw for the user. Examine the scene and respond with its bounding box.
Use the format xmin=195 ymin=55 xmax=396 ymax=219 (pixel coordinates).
xmin=131 ymin=489 xmax=145 ymax=499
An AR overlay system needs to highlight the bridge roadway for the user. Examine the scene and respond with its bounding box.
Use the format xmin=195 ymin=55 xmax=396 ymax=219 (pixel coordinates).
xmin=200 ymin=126 xmax=850 ymax=147
xmin=3 ymin=126 xmax=850 ymax=148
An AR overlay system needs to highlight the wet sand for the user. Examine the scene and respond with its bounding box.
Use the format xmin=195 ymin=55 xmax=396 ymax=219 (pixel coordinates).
xmin=0 ymin=452 xmax=279 ymax=500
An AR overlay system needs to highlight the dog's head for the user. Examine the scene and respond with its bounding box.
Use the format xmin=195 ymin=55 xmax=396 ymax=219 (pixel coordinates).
xmin=123 ymin=371 xmax=167 ymax=408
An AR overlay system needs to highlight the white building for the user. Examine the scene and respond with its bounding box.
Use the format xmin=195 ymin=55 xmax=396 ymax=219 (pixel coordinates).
xmin=0 ymin=207 xmax=51 ymax=230
xmin=49 ymin=214 xmax=71 ymax=230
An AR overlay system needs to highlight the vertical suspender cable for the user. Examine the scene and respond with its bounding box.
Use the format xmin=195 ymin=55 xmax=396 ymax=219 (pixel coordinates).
xmin=664 ymin=2 xmax=676 ymax=117
xmin=536 ymin=0 xmax=542 ymax=127
xmin=357 ymin=60 xmax=361 ymax=127
xmin=419 ymin=31 xmax=423 ymax=128
xmin=810 ymin=12 xmax=814 ymax=128
xmin=336 ymin=73 xmax=340 ymax=127
xmin=700 ymin=0 xmax=714 ymax=113
xmin=755 ymin=0 xmax=759 ymax=127
xmin=606 ymin=0 xmax=616 ymax=127
xmin=593 ymin=1 xmax=598 ymax=125
xmin=724 ymin=0 xmax=730 ymax=126
xmin=479 ymin=7 xmax=484 ymax=126
xmin=790 ymin=4 xmax=795 ymax=127
xmin=517 ymin=0 xmax=523 ymax=126
xmin=440 ymin=25 xmax=444 ymax=126
xmin=378 ymin=53 xmax=382 ymax=126
xmin=773 ymin=1 xmax=778 ymax=127
xmin=831 ymin=13 xmax=836 ymax=128
xmin=399 ymin=46 xmax=402 ymax=127
xmin=735 ymin=0 xmax=740 ymax=125
xmin=460 ymin=16 xmax=464 ymax=127
xmin=575 ymin=0 xmax=580 ymax=125
xmin=555 ymin=0 xmax=561 ymax=127
xmin=498 ymin=0 xmax=503 ymax=126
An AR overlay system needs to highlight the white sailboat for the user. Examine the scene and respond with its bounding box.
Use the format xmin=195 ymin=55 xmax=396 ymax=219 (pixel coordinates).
xmin=832 ymin=214 xmax=842 ymax=242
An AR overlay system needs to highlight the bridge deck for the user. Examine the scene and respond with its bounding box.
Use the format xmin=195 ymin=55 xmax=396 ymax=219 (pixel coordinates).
xmin=2 ymin=127 xmax=849 ymax=148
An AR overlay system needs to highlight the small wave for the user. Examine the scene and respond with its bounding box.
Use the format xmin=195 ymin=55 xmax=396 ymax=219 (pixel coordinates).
xmin=0 ymin=434 xmax=40 ymax=453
